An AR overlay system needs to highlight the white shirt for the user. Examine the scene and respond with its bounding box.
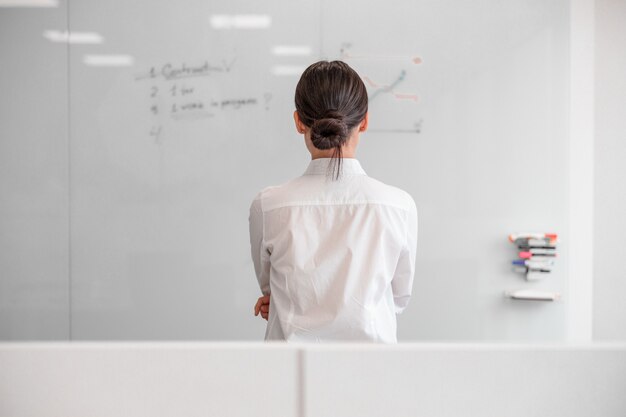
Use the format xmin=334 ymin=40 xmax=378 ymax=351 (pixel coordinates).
xmin=249 ymin=158 xmax=417 ymax=343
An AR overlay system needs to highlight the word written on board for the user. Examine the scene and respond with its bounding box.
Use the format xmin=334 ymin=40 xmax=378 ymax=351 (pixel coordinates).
xmin=134 ymin=59 xmax=270 ymax=143
xmin=146 ymin=83 xmax=258 ymax=118
xmin=134 ymin=59 xmax=236 ymax=81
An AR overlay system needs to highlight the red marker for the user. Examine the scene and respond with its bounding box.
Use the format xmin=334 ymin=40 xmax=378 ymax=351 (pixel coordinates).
xmin=519 ymin=251 xmax=557 ymax=259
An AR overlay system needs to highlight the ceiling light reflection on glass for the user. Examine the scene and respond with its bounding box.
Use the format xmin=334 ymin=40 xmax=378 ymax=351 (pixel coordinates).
xmin=83 ymin=54 xmax=134 ymax=67
xmin=271 ymin=46 xmax=312 ymax=56
xmin=209 ymin=14 xmax=271 ymax=29
xmin=43 ymin=30 xmax=104 ymax=44
xmin=0 ymin=0 xmax=57 ymax=6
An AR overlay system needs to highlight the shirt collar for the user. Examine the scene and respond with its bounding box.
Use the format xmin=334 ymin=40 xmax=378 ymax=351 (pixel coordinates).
xmin=303 ymin=158 xmax=367 ymax=176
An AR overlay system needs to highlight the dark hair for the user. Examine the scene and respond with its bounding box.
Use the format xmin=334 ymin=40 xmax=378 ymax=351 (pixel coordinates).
xmin=294 ymin=60 xmax=368 ymax=180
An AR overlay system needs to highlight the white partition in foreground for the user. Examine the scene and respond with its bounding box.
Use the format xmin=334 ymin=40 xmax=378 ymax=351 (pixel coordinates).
xmin=1 ymin=343 xmax=625 ymax=417
xmin=305 ymin=343 xmax=626 ymax=417
xmin=0 ymin=342 xmax=299 ymax=417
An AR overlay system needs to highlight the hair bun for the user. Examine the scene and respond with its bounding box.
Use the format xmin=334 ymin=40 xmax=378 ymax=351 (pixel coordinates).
xmin=310 ymin=112 xmax=348 ymax=150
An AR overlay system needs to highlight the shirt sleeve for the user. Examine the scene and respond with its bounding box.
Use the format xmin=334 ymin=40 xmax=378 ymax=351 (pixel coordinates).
xmin=391 ymin=196 xmax=418 ymax=314
xmin=249 ymin=195 xmax=271 ymax=296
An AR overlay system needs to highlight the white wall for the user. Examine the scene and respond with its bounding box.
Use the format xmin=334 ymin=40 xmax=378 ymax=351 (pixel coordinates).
xmin=567 ymin=0 xmax=595 ymax=342
xmin=593 ymin=0 xmax=626 ymax=340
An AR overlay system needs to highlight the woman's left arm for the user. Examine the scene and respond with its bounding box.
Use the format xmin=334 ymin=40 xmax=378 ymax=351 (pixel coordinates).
xmin=391 ymin=196 xmax=418 ymax=314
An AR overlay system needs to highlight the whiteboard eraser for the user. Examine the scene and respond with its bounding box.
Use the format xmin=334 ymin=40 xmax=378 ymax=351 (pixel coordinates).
xmin=504 ymin=289 xmax=561 ymax=301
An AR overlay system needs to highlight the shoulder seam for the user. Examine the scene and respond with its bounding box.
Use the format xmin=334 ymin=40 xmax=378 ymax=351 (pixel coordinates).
xmin=262 ymin=200 xmax=412 ymax=212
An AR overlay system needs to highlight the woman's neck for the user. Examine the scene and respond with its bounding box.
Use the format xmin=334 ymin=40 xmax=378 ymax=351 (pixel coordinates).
xmin=311 ymin=149 xmax=356 ymax=160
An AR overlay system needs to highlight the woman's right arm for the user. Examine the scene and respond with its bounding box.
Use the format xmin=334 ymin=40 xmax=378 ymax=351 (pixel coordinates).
xmin=249 ymin=196 xmax=271 ymax=296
